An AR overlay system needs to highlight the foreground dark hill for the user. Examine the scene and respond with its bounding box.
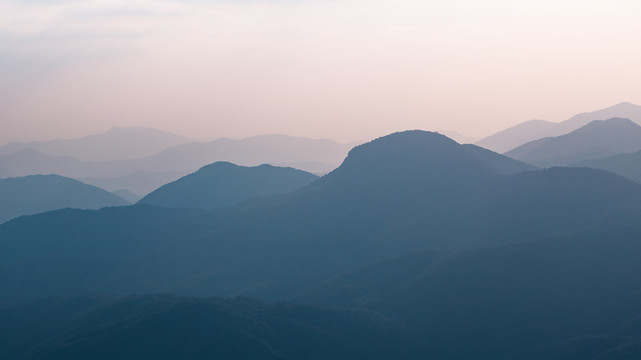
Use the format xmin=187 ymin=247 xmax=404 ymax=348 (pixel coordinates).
xmin=572 ymin=149 xmax=641 ymax=184
xmin=138 ymin=162 xmax=318 ymax=209
xmin=301 ymin=212 xmax=641 ymax=360
xmin=0 ymin=295 xmax=403 ymax=360
xmin=111 ymin=189 xmax=142 ymax=203
xmin=0 ymin=175 xmax=129 ymax=224
xmin=477 ymin=102 xmax=641 ymax=153
xmin=0 ymin=127 xmax=194 ymax=161
xmin=505 ymin=118 xmax=641 ymax=167
xmin=12 ymin=131 xmax=641 ymax=305
xmin=4 ymin=215 xmax=641 ymax=359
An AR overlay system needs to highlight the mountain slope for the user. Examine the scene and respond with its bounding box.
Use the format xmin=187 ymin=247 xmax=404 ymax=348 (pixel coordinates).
xmin=505 ymin=118 xmax=641 ymax=167
xmin=0 ymin=127 xmax=194 ymax=161
xmin=571 ymin=150 xmax=641 ymax=184
xmin=138 ymin=162 xmax=319 ymax=209
xmin=477 ymin=102 xmax=641 ymax=153
xmin=0 ymin=175 xmax=129 ymax=224
xmin=122 ymin=134 xmax=354 ymax=175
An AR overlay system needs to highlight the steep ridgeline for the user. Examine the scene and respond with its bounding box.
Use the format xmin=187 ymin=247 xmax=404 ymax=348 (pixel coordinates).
xmin=138 ymin=162 xmax=319 ymax=209
xmin=505 ymin=118 xmax=641 ymax=167
xmin=8 ymin=130 xmax=641 ymax=305
xmin=0 ymin=175 xmax=129 ymax=224
xmin=477 ymin=102 xmax=641 ymax=153
xmin=572 ymin=149 xmax=641 ymax=184
xmin=0 ymin=127 xmax=194 ymax=161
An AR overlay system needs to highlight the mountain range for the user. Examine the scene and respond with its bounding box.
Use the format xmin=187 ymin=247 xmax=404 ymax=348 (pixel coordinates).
xmin=0 ymin=174 xmax=129 ymax=224
xmin=3 ymin=130 xmax=641 ymax=359
xmin=477 ymin=102 xmax=641 ymax=153
xmin=3 ymin=130 xmax=637 ymax=305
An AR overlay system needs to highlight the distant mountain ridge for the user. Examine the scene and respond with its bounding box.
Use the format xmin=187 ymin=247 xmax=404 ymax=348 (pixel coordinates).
xmin=0 ymin=127 xmax=194 ymax=162
xmin=0 ymin=174 xmax=129 ymax=224
xmin=477 ymin=102 xmax=641 ymax=152
xmin=571 ymin=149 xmax=641 ymax=184
xmin=138 ymin=162 xmax=319 ymax=209
xmin=0 ymin=135 xmax=353 ymax=184
xmin=505 ymin=117 xmax=641 ymax=167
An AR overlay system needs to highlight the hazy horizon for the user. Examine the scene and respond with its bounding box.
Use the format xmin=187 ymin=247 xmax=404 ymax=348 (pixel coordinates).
xmin=2 ymin=0 xmax=641 ymax=144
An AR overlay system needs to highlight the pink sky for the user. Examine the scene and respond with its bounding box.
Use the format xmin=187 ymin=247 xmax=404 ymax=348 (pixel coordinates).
xmin=1 ymin=0 xmax=640 ymax=144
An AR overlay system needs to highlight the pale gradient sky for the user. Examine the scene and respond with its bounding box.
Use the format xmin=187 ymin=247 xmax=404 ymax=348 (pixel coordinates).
xmin=1 ymin=0 xmax=640 ymax=144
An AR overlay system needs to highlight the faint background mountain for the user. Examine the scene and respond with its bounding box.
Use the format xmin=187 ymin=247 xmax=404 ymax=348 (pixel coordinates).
xmin=112 ymin=189 xmax=143 ymax=203
xmin=477 ymin=102 xmax=641 ymax=153
xmin=0 ymin=174 xmax=129 ymax=224
xmin=0 ymin=127 xmax=195 ymax=162
xmin=504 ymin=118 xmax=641 ymax=167
xmin=138 ymin=162 xmax=318 ymax=209
xmin=0 ymin=135 xmax=353 ymax=177
xmin=0 ymin=134 xmax=355 ymax=195
xmin=80 ymin=171 xmax=186 ymax=197
xmin=7 ymin=131 xmax=616 ymax=304
xmin=122 ymin=134 xmax=356 ymax=175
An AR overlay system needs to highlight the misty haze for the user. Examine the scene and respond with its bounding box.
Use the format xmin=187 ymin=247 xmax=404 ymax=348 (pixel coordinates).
xmin=2 ymin=1 xmax=641 ymax=359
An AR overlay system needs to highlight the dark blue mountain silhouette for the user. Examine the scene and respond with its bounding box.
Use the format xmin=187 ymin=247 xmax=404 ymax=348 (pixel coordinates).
xmin=138 ymin=162 xmax=318 ymax=209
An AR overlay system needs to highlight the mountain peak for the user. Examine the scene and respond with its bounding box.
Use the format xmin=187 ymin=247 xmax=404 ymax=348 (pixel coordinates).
xmin=322 ymin=130 xmax=533 ymax=190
